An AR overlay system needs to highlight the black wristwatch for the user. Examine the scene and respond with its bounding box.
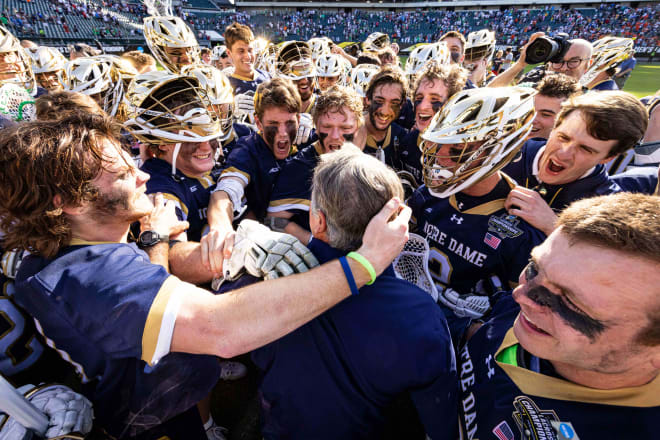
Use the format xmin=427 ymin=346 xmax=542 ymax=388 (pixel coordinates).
xmin=138 ymin=230 xmax=170 ymax=248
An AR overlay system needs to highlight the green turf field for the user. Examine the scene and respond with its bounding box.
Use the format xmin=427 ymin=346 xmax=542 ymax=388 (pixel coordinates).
xmin=622 ymin=63 xmax=660 ymax=98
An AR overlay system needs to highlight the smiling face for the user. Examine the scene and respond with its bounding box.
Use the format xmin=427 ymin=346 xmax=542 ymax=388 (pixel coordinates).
xmin=528 ymin=94 xmax=564 ymax=140
xmin=89 ymin=139 xmax=153 ymax=223
xmin=538 ymin=110 xmax=617 ymax=185
xmin=256 ymin=106 xmax=299 ymax=159
xmin=164 ymin=46 xmax=195 ymax=71
xmin=0 ymin=50 xmax=23 ymax=81
xmin=36 ymin=71 xmax=62 ymax=91
xmin=512 ymin=229 xmax=659 ymax=376
xmin=227 ymin=40 xmax=254 ymax=77
xmin=316 ymin=107 xmax=359 ymax=153
xmin=318 ymin=75 xmax=339 ymax=92
xmin=294 ymin=76 xmax=313 ymax=101
xmin=366 ymin=82 xmax=404 ymax=132
xmin=414 ymin=77 xmax=449 ymax=132
xmin=160 ymin=139 xmax=219 ymax=177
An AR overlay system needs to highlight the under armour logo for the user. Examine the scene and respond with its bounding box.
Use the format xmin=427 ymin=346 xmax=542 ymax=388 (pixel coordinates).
xmin=269 ymin=167 xmax=280 ymax=173
xmin=450 ymin=214 xmax=464 ymax=224
xmin=425 ymin=207 xmax=433 ymax=213
xmin=190 ymin=186 xmax=198 ymax=192
xmin=485 ymin=354 xmax=495 ymax=379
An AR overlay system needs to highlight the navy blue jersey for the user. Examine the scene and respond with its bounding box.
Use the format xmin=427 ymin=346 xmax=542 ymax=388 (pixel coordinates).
xmin=221 ymin=132 xmax=289 ymax=222
xmin=228 ymin=69 xmax=270 ymax=95
xmin=588 ymin=79 xmax=618 ymax=91
xmin=458 ymin=294 xmax=660 ymax=440
xmin=364 ymin=123 xmax=409 ymax=169
xmin=396 ymin=98 xmax=416 ymax=130
xmin=0 ymin=273 xmax=79 ymax=389
xmin=141 ymin=158 xmax=216 ymax=242
xmin=267 ymin=142 xmax=323 ymax=231
xmin=612 ymin=165 xmax=659 ymax=194
xmin=253 ymin=238 xmax=458 ymax=440
xmin=14 ymin=243 xmax=219 ymax=438
xmin=503 ymin=139 xmax=621 ymax=211
xmin=410 ymin=175 xmax=545 ymax=297
xmin=398 ymin=128 xmax=423 ymax=185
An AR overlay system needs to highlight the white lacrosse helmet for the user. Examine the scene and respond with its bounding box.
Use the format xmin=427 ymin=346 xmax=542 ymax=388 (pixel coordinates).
xmin=464 ymin=29 xmax=496 ymax=62
xmin=363 ymin=32 xmax=390 ymax=52
xmin=181 ymin=63 xmax=234 ymax=141
xmin=350 ymin=64 xmax=380 ymax=98
xmin=579 ymin=37 xmax=635 ymax=87
xmin=420 ymin=86 xmax=536 ymax=198
xmin=143 ymin=16 xmax=200 ymax=73
xmin=61 ymin=56 xmax=124 ymax=116
xmin=255 ymin=42 xmax=279 ymax=75
xmin=0 ymin=25 xmax=37 ymax=94
xmin=308 ymin=37 xmax=332 ymax=62
xmin=315 ymin=53 xmax=347 ymax=84
xmin=404 ymin=42 xmax=451 ymax=81
xmin=277 ymin=41 xmax=315 ymax=80
xmin=30 ymin=46 xmax=67 ymax=74
xmin=0 ymin=83 xmax=36 ymax=121
xmin=211 ymin=45 xmax=227 ymax=61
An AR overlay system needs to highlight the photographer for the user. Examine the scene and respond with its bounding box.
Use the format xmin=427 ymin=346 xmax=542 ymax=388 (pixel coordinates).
xmin=489 ymin=33 xmax=592 ymax=88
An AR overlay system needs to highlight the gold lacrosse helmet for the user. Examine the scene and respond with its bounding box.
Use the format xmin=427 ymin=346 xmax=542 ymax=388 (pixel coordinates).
xmin=420 ymin=86 xmax=536 ymax=198
xmin=580 ymin=37 xmax=635 ymax=87
xmin=0 ymin=25 xmax=37 ymax=95
xmin=143 ymin=15 xmax=200 ymax=73
xmin=61 ymin=55 xmax=126 ymax=116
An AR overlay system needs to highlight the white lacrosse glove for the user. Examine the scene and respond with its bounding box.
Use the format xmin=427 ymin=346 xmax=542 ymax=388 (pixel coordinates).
xmin=0 ymin=384 xmax=93 ymax=440
xmin=438 ymin=287 xmax=491 ymax=319
xmin=219 ymin=219 xmax=319 ymax=284
xmin=295 ymin=112 xmax=313 ymax=145
xmin=233 ymin=91 xmax=255 ymax=125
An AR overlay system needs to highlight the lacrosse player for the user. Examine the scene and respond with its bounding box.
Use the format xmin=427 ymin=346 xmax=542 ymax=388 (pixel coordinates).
xmin=409 ymin=87 xmax=545 ymax=338
xmin=0 ymin=112 xmax=410 ymax=438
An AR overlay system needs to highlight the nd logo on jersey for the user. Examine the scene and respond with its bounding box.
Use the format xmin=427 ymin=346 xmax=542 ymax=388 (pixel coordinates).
xmin=488 ymin=214 xmax=524 ymax=240
xmin=511 ymin=396 xmax=581 ymax=440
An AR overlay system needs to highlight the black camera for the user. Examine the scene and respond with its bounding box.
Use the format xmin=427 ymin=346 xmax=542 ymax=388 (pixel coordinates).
xmin=525 ymin=33 xmax=570 ymax=64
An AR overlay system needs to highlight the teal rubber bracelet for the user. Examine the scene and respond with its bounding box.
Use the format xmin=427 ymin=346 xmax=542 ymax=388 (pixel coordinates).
xmin=346 ymin=251 xmax=377 ymax=285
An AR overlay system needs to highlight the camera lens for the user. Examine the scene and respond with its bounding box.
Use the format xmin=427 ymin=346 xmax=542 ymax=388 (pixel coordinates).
xmin=525 ymin=37 xmax=559 ymax=64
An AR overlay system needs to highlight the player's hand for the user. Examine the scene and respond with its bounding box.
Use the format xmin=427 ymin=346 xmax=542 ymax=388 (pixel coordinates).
xmin=0 ymin=384 xmax=93 ymax=440
xmin=516 ymin=32 xmax=545 ymax=67
xmin=140 ymin=193 xmax=189 ymax=238
xmin=201 ymin=227 xmax=235 ymax=279
xmin=504 ymin=186 xmax=557 ymax=235
xmin=357 ymin=198 xmax=411 ymax=276
xmin=295 ymin=113 xmax=313 ymax=145
xmin=220 ymin=219 xmax=319 ymax=283
xmin=234 ymin=91 xmax=255 ymax=124
xmin=438 ymin=287 xmax=491 ymax=319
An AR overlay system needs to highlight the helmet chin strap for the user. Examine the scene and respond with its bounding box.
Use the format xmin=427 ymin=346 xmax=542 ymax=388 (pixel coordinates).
xmin=171 ymin=142 xmax=182 ymax=176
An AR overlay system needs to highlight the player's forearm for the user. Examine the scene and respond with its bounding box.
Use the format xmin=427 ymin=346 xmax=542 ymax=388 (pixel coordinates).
xmin=488 ymin=61 xmax=525 ymax=88
xmin=144 ymin=242 xmax=170 ymax=272
xmin=207 ymin=191 xmax=234 ymax=232
xmin=168 ymin=242 xmax=213 ymax=284
xmin=206 ymin=258 xmax=371 ymax=358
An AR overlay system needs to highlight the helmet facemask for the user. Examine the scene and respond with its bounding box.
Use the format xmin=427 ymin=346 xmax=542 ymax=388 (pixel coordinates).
xmin=143 ymin=16 xmax=200 ymax=73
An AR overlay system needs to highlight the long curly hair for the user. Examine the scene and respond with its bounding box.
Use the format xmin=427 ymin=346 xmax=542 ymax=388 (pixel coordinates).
xmin=0 ymin=112 xmax=121 ymax=258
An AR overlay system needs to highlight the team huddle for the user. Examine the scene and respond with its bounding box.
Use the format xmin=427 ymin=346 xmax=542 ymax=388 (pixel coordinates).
xmin=0 ymin=3 xmax=659 ymax=440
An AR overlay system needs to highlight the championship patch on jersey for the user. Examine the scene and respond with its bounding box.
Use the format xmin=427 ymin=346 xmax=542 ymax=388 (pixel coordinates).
xmin=511 ymin=396 xmax=581 ymax=440
xmin=488 ymin=214 xmax=523 ymax=240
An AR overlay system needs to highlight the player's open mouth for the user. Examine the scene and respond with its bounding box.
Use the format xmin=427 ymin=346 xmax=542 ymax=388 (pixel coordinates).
xmin=520 ymin=312 xmax=550 ymax=336
xmin=530 ymin=126 xmax=540 ymax=134
xmin=418 ymin=113 xmax=433 ymax=123
xmin=276 ymin=140 xmax=290 ymax=152
xmin=193 ymin=153 xmax=212 ymax=160
xmin=328 ymin=143 xmax=342 ymax=151
xmin=375 ymin=113 xmax=391 ymax=125
xmin=547 ymin=158 xmax=566 ymax=173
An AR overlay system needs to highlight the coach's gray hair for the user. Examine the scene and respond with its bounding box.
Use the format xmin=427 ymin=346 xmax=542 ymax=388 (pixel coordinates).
xmin=311 ymin=144 xmax=404 ymax=251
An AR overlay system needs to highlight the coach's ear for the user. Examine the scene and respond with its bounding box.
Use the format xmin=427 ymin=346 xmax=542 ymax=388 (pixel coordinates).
xmin=309 ymin=209 xmax=329 ymax=243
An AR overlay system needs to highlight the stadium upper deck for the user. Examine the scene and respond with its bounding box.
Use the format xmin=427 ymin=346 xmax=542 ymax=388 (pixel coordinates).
xmin=1 ymin=0 xmax=657 ymax=52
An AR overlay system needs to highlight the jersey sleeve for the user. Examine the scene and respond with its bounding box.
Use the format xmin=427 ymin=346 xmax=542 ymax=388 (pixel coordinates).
xmin=19 ymin=245 xmax=187 ymax=366
xmin=221 ymin=140 xmax=256 ymax=186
